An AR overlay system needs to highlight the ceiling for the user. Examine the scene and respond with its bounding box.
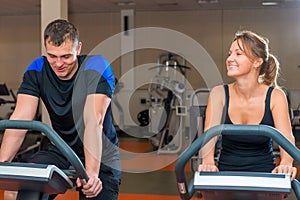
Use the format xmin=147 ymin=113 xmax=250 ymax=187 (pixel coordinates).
xmin=0 ymin=0 xmax=300 ymax=16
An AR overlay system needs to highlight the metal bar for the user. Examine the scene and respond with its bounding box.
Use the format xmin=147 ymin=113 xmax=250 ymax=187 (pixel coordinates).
xmin=0 ymin=120 xmax=89 ymax=182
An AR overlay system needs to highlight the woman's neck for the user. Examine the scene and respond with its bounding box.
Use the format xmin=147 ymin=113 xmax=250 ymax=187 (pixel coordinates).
xmin=232 ymin=81 xmax=262 ymax=100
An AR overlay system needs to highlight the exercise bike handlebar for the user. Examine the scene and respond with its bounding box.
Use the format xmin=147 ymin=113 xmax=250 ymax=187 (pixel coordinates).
xmin=0 ymin=119 xmax=89 ymax=183
xmin=175 ymin=124 xmax=300 ymax=200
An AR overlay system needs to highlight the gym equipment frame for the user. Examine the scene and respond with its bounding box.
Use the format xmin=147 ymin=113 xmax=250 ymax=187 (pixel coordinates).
xmin=175 ymin=124 xmax=300 ymax=200
xmin=0 ymin=120 xmax=89 ymax=200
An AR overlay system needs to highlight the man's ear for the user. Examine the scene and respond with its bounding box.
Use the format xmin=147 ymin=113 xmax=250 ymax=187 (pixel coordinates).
xmin=77 ymin=42 xmax=82 ymax=55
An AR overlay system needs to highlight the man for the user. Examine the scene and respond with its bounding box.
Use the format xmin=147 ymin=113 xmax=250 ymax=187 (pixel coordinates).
xmin=0 ymin=19 xmax=121 ymax=199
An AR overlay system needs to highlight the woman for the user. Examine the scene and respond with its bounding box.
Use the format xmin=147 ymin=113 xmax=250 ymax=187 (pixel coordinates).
xmin=198 ymin=30 xmax=297 ymax=180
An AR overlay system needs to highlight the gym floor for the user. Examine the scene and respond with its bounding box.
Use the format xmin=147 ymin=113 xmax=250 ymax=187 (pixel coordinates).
xmin=0 ymin=129 xmax=299 ymax=200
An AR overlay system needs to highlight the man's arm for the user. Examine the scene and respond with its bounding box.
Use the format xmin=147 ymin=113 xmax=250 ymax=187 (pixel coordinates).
xmin=77 ymin=93 xmax=111 ymax=198
xmin=0 ymin=94 xmax=39 ymax=162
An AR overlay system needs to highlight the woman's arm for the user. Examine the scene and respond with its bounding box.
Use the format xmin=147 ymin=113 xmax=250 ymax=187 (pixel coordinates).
xmin=198 ymin=85 xmax=225 ymax=171
xmin=271 ymin=88 xmax=297 ymax=180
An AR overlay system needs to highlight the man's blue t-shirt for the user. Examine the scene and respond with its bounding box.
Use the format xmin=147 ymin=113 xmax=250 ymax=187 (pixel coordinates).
xmin=18 ymin=55 xmax=119 ymax=164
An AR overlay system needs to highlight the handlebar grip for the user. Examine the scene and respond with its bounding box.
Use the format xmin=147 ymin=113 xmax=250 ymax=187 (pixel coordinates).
xmin=80 ymin=179 xmax=87 ymax=185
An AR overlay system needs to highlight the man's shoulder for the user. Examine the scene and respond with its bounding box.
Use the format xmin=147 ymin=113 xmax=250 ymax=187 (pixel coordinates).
xmin=26 ymin=56 xmax=46 ymax=73
xmin=81 ymin=55 xmax=109 ymax=64
xmin=80 ymin=55 xmax=112 ymax=74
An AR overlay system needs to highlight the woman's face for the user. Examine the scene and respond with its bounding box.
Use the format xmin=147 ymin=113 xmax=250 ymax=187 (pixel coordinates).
xmin=226 ymin=40 xmax=254 ymax=78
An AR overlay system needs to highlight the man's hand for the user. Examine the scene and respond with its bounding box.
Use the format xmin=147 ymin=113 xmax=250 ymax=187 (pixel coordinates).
xmin=76 ymin=173 xmax=103 ymax=198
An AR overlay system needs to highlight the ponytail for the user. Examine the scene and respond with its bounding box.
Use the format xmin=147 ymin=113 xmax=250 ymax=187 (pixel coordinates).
xmin=260 ymin=54 xmax=280 ymax=87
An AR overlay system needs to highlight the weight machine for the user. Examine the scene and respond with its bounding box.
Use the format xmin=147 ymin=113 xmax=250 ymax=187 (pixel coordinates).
xmin=0 ymin=83 xmax=16 ymax=119
xmin=188 ymin=88 xmax=210 ymax=172
xmin=147 ymin=52 xmax=189 ymax=154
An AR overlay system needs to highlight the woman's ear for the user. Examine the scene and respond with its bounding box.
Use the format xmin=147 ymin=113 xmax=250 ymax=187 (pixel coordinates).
xmin=254 ymin=58 xmax=264 ymax=69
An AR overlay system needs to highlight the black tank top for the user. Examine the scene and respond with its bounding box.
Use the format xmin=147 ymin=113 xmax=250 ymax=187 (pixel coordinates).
xmin=218 ymin=84 xmax=275 ymax=172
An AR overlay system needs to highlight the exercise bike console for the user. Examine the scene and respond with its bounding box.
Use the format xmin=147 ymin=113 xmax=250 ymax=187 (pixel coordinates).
xmin=194 ymin=171 xmax=290 ymax=200
xmin=0 ymin=162 xmax=72 ymax=194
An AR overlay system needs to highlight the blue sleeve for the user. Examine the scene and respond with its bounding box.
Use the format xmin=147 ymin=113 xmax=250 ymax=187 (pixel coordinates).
xmin=83 ymin=55 xmax=115 ymax=97
xmin=17 ymin=57 xmax=44 ymax=97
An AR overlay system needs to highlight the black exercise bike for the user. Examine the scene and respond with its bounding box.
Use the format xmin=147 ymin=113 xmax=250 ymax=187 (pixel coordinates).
xmin=175 ymin=124 xmax=300 ymax=200
xmin=0 ymin=120 xmax=89 ymax=200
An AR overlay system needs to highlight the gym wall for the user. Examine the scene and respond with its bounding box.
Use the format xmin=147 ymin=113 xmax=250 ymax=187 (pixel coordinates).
xmin=0 ymin=7 xmax=299 ymax=121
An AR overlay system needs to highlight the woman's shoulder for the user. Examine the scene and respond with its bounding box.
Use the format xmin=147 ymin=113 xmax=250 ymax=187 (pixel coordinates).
xmin=210 ymin=84 xmax=231 ymax=95
xmin=209 ymin=84 xmax=226 ymax=102
xmin=211 ymin=84 xmax=226 ymax=92
xmin=271 ymin=86 xmax=288 ymax=101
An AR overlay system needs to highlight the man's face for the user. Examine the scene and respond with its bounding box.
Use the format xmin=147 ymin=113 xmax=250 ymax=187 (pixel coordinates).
xmin=45 ymin=38 xmax=81 ymax=80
